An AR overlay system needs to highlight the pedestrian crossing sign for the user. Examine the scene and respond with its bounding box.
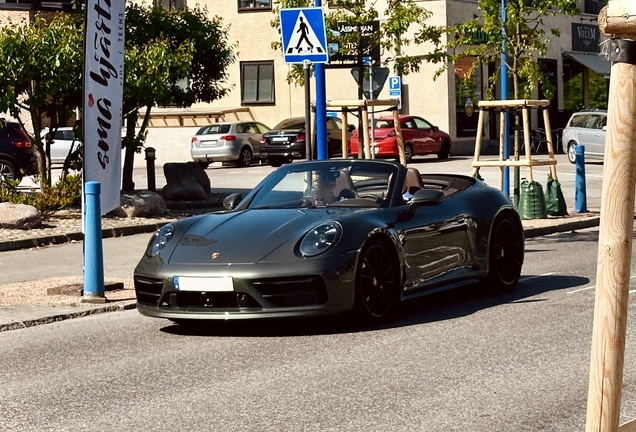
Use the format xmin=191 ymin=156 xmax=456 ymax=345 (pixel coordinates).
xmin=280 ymin=8 xmax=329 ymax=64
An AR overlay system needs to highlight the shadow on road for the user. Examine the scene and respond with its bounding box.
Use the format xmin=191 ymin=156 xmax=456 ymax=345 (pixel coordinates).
xmin=159 ymin=274 xmax=589 ymax=338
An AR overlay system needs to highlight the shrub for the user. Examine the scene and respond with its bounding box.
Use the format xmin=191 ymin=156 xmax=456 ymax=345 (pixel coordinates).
xmin=0 ymin=174 xmax=82 ymax=218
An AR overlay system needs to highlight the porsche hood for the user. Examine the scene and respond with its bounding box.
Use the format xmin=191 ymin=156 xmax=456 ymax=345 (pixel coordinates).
xmin=167 ymin=209 xmax=343 ymax=265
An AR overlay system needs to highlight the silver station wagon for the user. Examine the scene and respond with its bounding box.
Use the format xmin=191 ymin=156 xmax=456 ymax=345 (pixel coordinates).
xmin=190 ymin=121 xmax=271 ymax=168
xmin=562 ymin=109 xmax=607 ymax=164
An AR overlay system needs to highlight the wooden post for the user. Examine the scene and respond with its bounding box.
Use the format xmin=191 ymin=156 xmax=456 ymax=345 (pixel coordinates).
xmin=542 ymin=108 xmax=558 ymax=179
xmin=362 ymin=106 xmax=371 ymax=159
xmin=521 ymin=107 xmax=533 ymax=182
xmin=341 ymin=109 xmax=349 ymax=158
xmin=586 ymin=3 xmax=636 ymax=430
xmin=393 ymin=109 xmax=406 ymax=165
xmin=472 ymin=108 xmax=485 ymax=176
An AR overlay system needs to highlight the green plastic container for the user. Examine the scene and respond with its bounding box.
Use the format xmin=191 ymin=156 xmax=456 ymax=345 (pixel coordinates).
xmin=518 ymin=179 xmax=547 ymax=220
xmin=545 ymin=175 xmax=568 ymax=216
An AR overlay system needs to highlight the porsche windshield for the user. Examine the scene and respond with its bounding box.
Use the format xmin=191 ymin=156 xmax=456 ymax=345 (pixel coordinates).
xmin=248 ymin=162 xmax=398 ymax=209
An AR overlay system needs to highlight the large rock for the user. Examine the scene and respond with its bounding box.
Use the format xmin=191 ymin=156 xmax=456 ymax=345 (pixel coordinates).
xmin=162 ymin=162 xmax=210 ymax=201
xmin=118 ymin=190 xmax=167 ymax=217
xmin=0 ymin=203 xmax=42 ymax=229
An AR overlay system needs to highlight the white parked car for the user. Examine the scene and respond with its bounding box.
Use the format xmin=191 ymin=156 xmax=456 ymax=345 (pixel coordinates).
xmin=190 ymin=121 xmax=271 ymax=168
xmin=40 ymin=127 xmax=82 ymax=165
xmin=562 ymin=109 xmax=607 ymax=164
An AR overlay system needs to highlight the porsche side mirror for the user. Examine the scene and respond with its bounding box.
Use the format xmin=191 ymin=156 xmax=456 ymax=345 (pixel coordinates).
xmin=410 ymin=189 xmax=444 ymax=207
xmin=223 ymin=193 xmax=243 ymax=210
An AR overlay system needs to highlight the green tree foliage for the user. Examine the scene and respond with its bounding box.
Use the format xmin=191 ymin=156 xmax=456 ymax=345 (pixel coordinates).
xmin=0 ymin=13 xmax=84 ymax=187
xmin=0 ymin=4 xmax=235 ymax=192
xmin=270 ymin=0 xmax=442 ymax=93
xmin=440 ymin=0 xmax=579 ymax=203
xmin=441 ymin=0 xmax=579 ymax=101
xmin=121 ymin=3 xmax=236 ymax=191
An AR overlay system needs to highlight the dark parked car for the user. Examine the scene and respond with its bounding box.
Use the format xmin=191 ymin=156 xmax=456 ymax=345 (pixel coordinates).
xmin=134 ymin=159 xmax=524 ymax=325
xmin=350 ymin=115 xmax=452 ymax=163
xmin=259 ymin=116 xmax=354 ymax=167
xmin=0 ymin=119 xmax=37 ymax=181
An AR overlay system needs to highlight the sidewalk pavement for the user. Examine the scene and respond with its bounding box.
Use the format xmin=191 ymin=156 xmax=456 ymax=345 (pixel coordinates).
xmin=0 ymin=208 xmax=602 ymax=332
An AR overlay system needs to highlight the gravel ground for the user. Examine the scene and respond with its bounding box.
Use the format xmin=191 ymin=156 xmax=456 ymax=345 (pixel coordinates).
xmin=0 ymin=206 xmax=218 ymax=308
xmin=0 ymin=276 xmax=135 ymax=307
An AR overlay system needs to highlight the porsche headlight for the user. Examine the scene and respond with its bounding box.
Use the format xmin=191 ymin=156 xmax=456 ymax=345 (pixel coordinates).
xmin=299 ymin=222 xmax=342 ymax=257
xmin=147 ymin=223 xmax=175 ymax=257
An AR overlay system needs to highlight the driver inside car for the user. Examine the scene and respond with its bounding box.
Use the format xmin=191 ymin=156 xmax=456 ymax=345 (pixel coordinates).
xmin=304 ymin=170 xmax=354 ymax=206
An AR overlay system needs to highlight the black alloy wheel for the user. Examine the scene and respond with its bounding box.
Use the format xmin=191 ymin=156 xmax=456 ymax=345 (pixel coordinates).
xmin=237 ymin=147 xmax=253 ymax=167
xmin=487 ymin=217 xmax=523 ymax=292
xmin=437 ymin=141 xmax=450 ymax=159
xmin=404 ymin=143 xmax=413 ymax=163
xmin=355 ymin=240 xmax=400 ymax=320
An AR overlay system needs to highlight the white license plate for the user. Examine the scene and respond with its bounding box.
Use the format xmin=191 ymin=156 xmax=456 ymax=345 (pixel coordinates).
xmin=272 ymin=137 xmax=288 ymax=142
xmin=173 ymin=276 xmax=234 ymax=292
xmin=201 ymin=140 xmax=218 ymax=146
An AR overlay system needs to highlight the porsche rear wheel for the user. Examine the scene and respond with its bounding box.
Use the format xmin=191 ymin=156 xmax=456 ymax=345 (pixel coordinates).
xmin=487 ymin=216 xmax=523 ymax=292
xmin=354 ymin=240 xmax=400 ymax=321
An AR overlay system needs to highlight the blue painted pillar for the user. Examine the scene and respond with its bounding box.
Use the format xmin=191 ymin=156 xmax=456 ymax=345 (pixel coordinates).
xmin=82 ymin=180 xmax=106 ymax=303
xmin=315 ymin=0 xmax=327 ymax=160
xmin=574 ymin=145 xmax=588 ymax=213
xmin=501 ymin=0 xmax=510 ymax=196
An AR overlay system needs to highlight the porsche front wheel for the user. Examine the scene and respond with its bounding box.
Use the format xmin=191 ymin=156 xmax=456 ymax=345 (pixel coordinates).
xmin=487 ymin=216 xmax=523 ymax=293
xmin=354 ymin=240 xmax=400 ymax=321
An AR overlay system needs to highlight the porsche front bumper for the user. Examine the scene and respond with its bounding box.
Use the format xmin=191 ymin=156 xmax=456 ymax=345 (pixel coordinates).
xmin=134 ymin=253 xmax=358 ymax=320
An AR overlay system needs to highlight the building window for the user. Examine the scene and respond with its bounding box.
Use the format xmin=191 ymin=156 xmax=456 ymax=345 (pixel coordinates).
xmin=454 ymin=57 xmax=482 ymax=137
xmin=154 ymin=0 xmax=185 ymax=9
xmin=238 ymin=0 xmax=271 ymax=12
xmin=584 ymin=0 xmax=607 ymax=15
xmin=241 ymin=61 xmax=274 ymax=104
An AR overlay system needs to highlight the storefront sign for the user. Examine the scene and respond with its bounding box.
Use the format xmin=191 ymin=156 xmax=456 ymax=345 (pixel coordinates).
xmin=572 ymin=23 xmax=600 ymax=53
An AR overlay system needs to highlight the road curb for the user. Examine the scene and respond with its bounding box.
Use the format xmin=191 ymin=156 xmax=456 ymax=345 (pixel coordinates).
xmin=0 ymin=301 xmax=137 ymax=333
xmin=0 ymin=223 xmax=168 ymax=252
xmin=523 ymin=216 xmax=601 ymax=238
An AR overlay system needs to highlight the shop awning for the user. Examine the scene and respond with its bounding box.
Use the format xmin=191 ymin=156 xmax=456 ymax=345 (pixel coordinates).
xmin=564 ymin=52 xmax=611 ymax=78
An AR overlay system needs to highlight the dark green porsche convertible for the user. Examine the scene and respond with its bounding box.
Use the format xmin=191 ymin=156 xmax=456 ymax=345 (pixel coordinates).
xmin=134 ymin=159 xmax=524 ymax=323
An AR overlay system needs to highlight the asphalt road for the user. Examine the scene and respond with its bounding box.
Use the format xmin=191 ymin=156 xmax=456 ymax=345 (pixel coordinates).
xmin=2 ymin=224 xmax=636 ymax=431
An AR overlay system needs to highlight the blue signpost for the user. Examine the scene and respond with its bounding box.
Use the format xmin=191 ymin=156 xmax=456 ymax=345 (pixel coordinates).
xmin=501 ymin=0 xmax=510 ymax=197
xmin=280 ymin=7 xmax=329 ymax=159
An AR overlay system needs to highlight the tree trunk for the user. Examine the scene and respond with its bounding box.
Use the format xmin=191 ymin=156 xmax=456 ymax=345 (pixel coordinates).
xmin=121 ymin=113 xmax=137 ymax=192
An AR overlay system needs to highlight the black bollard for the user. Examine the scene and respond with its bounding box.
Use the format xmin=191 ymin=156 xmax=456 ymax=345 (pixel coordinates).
xmin=144 ymin=147 xmax=156 ymax=192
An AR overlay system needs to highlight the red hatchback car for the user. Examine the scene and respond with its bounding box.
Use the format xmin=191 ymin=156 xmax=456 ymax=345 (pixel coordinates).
xmin=349 ymin=115 xmax=451 ymax=163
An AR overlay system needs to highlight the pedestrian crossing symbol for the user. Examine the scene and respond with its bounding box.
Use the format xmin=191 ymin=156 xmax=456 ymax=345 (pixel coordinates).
xmin=280 ymin=8 xmax=329 ymax=64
